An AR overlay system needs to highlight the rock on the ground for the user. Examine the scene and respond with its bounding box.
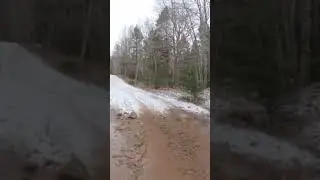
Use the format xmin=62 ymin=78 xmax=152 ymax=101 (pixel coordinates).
xmin=115 ymin=111 xmax=138 ymax=120
xmin=128 ymin=111 xmax=137 ymax=119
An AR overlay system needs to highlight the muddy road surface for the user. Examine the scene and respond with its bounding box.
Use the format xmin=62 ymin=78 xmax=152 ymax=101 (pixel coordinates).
xmin=110 ymin=109 xmax=210 ymax=180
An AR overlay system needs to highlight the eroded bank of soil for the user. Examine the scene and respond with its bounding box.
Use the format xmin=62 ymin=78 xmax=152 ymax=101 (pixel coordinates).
xmin=110 ymin=110 xmax=210 ymax=180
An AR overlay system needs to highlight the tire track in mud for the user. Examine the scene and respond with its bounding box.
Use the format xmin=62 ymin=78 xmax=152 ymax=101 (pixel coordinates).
xmin=110 ymin=110 xmax=147 ymax=180
xmin=141 ymin=111 xmax=210 ymax=180
xmin=110 ymin=109 xmax=210 ymax=180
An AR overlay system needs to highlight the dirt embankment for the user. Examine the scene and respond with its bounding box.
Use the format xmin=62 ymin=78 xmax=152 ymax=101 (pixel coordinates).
xmin=110 ymin=109 xmax=210 ymax=180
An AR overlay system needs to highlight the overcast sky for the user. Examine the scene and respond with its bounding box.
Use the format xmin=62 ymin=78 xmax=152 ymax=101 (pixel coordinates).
xmin=110 ymin=0 xmax=156 ymax=54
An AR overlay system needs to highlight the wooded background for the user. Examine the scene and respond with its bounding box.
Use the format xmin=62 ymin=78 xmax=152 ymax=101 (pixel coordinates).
xmin=0 ymin=0 xmax=109 ymax=61
xmin=3 ymin=0 xmax=320 ymax=102
xmin=213 ymin=0 xmax=320 ymax=100
xmin=110 ymin=0 xmax=210 ymax=98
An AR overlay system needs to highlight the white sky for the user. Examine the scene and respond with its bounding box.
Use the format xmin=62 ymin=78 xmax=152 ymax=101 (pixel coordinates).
xmin=110 ymin=0 xmax=156 ymax=54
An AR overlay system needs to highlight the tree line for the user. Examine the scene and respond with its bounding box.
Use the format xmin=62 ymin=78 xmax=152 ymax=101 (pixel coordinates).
xmin=213 ymin=0 xmax=320 ymax=100
xmin=0 ymin=0 xmax=109 ymax=61
xmin=110 ymin=0 xmax=210 ymax=97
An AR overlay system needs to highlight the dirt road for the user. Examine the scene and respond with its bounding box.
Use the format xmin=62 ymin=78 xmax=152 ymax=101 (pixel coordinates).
xmin=110 ymin=109 xmax=210 ymax=180
xmin=0 ymin=42 xmax=209 ymax=179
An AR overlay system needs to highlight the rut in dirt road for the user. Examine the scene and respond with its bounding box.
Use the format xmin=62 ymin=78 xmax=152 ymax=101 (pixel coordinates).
xmin=109 ymin=74 xmax=210 ymax=180
xmin=110 ymin=109 xmax=147 ymax=180
xmin=110 ymin=109 xmax=210 ymax=180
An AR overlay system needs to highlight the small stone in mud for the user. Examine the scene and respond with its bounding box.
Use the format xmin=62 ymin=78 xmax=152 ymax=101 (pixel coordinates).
xmin=116 ymin=112 xmax=122 ymax=117
xmin=159 ymin=114 xmax=166 ymax=119
xmin=128 ymin=112 xmax=137 ymax=119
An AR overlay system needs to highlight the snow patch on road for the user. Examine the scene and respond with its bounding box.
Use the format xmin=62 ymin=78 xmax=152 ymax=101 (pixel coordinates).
xmin=110 ymin=75 xmax=209 ymax=116
xmin=110 ymin=75 xmax=169 ymax=115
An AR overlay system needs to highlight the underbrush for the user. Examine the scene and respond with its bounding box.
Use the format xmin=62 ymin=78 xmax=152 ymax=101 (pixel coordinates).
xmin=23 ymin=44 xmax=109 ymax=88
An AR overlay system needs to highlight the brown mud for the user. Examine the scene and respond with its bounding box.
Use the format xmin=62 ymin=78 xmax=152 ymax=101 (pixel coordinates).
xmin=110 ymin=109 xmax=210 ymax=180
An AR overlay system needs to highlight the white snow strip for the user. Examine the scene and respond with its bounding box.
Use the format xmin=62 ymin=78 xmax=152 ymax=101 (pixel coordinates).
xmin=110 ymin=75 xmax=209 ymax=116
xmin=157 ymin=95 xmax=209 ymax=114
xmin=151 ymin=89 xmax=192 ymax=100
xmin=212 ymin=122 xmax=320 ymax=166
xmin=110 ymin=75 xmax=169 ymax=115
xmin=152 ymin=88 xmax=210 ymax=111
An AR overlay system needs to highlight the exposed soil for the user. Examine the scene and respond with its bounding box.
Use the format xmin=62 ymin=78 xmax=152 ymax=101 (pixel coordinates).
xmin=110 ymin=109 xmax=210 ymax=180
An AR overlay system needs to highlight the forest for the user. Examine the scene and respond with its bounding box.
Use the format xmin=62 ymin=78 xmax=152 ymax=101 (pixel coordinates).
xmin=110 ymin=0 xmax=210 ymax=98
xmin=213 ymin=0 xmax=320 ymax=100
xmin=210 ymin=1 xmax=320 ymax=178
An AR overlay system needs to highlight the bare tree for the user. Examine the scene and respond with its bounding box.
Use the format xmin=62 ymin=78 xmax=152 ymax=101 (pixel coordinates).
xmin=130 ymin=26 xmax=144 ymax=85
xmin=80 ymin=0 xmax=93 ymax=61
xmin=111 ymin=0 xmax=210 ymax=91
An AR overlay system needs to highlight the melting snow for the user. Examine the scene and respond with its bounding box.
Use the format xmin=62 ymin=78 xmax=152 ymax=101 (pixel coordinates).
xmin=110 ymin=75 xmax=168 ymax=114
xmin=198 ymin=88 xmax=210 ymax=110
xmin=151 ymin=89 xmax=192 ymax=100
xmin=110 ymin=75 xmax=209 ymax=116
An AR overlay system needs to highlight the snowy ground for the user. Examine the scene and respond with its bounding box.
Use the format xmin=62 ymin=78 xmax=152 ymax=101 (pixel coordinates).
xmin=0 ymin=42 xmax=209 ymax=179
xmin=198 ymin=88 xmax=210 ymax=110
xmin=212 ymin=122 xmax=320 ymax=167
xmin=150 ymin=88 xmax=192 ymax=101
xmin=109 ymin=75 xmax=320 ymax=177
xmin=0 ymin=42 xmax=109 ymax=174
xmin=3 ymin=42 xmax=320 ymax=179
xmin=150 ymin=88 xmax=210 ymax=111
xmin=110 ymin=75 xmax=209 ymax=117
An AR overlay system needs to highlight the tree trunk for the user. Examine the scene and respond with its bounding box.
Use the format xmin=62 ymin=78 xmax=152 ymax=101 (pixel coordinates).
xmin=170 ymin=0 xmax=177 ymax=86
xmin=134 ymin=42 xmax=139 ymax=85
xmin=297 ymin=0 xmax=311 ymax=86
xmin=153 ymin=53 xmax=158 ymax=83
xmin=80 ymin=0 xmax=93 ymax=61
